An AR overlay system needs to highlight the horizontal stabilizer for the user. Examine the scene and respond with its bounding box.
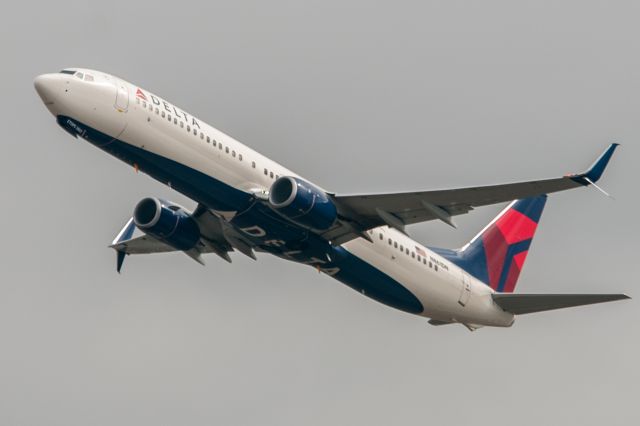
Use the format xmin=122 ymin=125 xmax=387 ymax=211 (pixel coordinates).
xmin=493 ymin=293 xmax=630 ymax=315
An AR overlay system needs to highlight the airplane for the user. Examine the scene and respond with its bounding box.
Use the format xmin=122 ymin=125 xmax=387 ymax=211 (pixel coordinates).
xmin=34 ymin=68 xmax=630 ymax=330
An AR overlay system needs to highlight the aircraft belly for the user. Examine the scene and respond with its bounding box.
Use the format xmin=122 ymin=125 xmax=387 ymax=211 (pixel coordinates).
xmin=341 ymin=236 xmax=515 ymax=326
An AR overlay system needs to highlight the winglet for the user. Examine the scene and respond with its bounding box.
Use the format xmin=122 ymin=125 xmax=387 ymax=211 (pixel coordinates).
xmin=111 ymin=218 xmax=136 ymax=273
xmin=580 ymin=143 xmax=619 ymax=183
xmin=116 ymin=250 xmax=127 ymax=273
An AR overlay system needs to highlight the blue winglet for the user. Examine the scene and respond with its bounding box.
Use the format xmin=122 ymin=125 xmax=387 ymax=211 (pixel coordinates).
xmin=582 ymin=143 xmax=619 ymax=183
xmin=111 ymin=218 xmax=136 ymax=274
xmin=116 ymin=250 xmax=127 ymax=274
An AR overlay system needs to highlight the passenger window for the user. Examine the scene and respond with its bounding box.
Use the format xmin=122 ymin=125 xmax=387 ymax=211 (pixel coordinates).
xmin=213 ymin=140 xmax=217 ymax=147
xmin=429 ymin=261 xmax=432 ymax=268
xmin=264 ymin=168 xmax=268 ymax=175
xmin=142 ymin=101 xmax=146 ymax=108
xmin=193 ymin=128 xmax=197 ymax=135
xmin=167 ymin=115 xmax=171 ymax=121
xmin=388 ymin=238 xmax=392 ymax=245
xmin=225 ymin=147 xmax=229 ymax=154
xmin=394 ymin=242 xmax=397 ymax=248
xmin=173 ymin=118 xmax=177 ymax=124
xmin=200 ymin=133 xmax=204 ymax=139
xmin=149 ymin=104 xmax=153 ymax=111
xmin=399 ymin=245 xmax=403 ymax=251
xmin=417 ymin=255 xmax=421 ymax=262
xmin=161 ymin=111 xmax=165 ymax=118
xmin=187 ymin=125 xmax=191 ymax=132
xmin=411 ymin=252 xmax=415 ymax=258
xmin=232 ymin=150 xmax=236 ymax=157
xmin=218 ymin=144 xmax=222 ymax=150
xmin=252 ymin=161 xmax=256 ymax=168
xmin=423 ymin=259 xmax=426 ymax=265
xmin=405 ymin=248 xmax=409 ymax=255
xmin=270 ymin=171 xmax=274 ymax=178
xmin=435 ymin=265 xmax=438 ymax=272
xmin=155 ymin=107 xmax=159 ymax=114
xmin=379 ymin=233 xmax=383 ymax=240
xmin=180 ymin=122 xmax=184 ymax=128
xmin=206 ymin=136 xmax=210 ymax=143
xmin=239 ymin=154 xmax=242 ymax=161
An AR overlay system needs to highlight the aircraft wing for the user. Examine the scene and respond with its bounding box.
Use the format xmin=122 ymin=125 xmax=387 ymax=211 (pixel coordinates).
xmin=323 ymin=144 xmax=618 ymax=244
xmin=109 ymin=206 xmax=259 ymax=272
xmin=111 ymin=232 xmax=176 ymax=254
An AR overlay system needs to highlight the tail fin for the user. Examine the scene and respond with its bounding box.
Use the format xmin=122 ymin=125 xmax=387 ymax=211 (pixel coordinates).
xmin=436 ymin=196 xmax=547 ymax=292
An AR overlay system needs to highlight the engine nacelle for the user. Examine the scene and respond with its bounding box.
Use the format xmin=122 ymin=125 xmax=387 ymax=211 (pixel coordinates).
xmin=268 ymin=176 xmax=337 ymax=231
xmin=133 ymin=197 xmax=200 ymax=251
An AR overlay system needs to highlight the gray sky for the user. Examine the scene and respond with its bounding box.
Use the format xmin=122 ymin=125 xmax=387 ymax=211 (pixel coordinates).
xmin=1 ymin=1 xmax=638 ymax=425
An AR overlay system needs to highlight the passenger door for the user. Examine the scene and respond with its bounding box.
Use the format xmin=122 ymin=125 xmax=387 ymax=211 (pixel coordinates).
xmin=114 ymin=79 xmax=129 ymax=112
xmin=458 ymin=273 xmax=472 ymax=307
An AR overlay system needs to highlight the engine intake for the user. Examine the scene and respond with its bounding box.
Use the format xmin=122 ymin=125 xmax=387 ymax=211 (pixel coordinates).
xmin=269 ymin=176 xmax=337 ymax=231
xmin=133 ymin=197 xmax=200 ymax=251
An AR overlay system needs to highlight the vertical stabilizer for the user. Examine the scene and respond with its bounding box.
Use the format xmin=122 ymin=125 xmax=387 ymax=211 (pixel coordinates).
xmin=434 ymin=196 xmax=547 ymax=293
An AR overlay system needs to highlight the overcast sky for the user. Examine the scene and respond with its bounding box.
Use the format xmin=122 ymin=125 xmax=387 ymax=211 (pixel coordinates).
xmin=1 ymin=1 xmax=638 ymax=425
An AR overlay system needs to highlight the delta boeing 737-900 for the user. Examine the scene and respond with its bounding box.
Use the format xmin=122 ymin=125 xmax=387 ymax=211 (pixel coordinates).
xmin=34 ymin=68 xmax=629 ymax=330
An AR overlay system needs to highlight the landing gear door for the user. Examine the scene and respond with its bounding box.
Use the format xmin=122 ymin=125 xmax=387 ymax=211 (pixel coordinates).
xmin=114 ymin=79 xmax=129 ymax=112
xmin=458 ymin=273 xmax=472 ymax=307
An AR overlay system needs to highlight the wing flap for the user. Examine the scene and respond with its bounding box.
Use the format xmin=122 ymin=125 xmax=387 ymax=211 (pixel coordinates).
xmin=492 ymin=293 xmax=630 ymax=315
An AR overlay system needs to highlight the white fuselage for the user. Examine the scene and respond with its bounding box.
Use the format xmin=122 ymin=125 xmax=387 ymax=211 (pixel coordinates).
xmin=34 ymin=68 xmax=514 ymax=328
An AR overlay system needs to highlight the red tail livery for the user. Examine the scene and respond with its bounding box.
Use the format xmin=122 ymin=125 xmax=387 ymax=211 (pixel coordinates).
xmin=435 ymin=196 xmax=546 ymax=293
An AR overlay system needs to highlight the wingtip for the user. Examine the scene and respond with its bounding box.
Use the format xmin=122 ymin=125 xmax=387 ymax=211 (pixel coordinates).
xmin=581 ymin=143 xmax=620 ymax=183
xmin=604 ymin=293 xmax=631 ymax=301
xmin=116 ymin=250 xmax=126 ymax=274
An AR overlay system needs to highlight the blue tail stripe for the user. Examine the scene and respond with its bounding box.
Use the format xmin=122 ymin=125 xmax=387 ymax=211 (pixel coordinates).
xmin=429 ymin=245 xmax=490 ymax=284
xmin=496 ymin=239 xmax=531 ymax=292
xmin=511 ymin=196 xmax=547 ymax=223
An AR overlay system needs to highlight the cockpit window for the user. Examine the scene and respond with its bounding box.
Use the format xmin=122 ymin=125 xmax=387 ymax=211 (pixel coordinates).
xmin=59 ymin=70 xmax=94 ymax=81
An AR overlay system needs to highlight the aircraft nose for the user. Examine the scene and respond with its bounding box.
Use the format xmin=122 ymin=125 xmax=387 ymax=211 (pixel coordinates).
xmin=34 ymin=73 xmax=59 ymax=105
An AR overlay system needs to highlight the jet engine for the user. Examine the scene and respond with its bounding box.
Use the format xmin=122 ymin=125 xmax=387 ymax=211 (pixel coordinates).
xmin=268 ymin=176 xmax=337 ymax=231
xmin=133 ymin=197 xmax=201 ymax=250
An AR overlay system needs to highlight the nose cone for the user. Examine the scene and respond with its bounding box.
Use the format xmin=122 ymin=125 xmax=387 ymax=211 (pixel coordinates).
xmin=34 ymin=74 xmax=59 ymax=106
